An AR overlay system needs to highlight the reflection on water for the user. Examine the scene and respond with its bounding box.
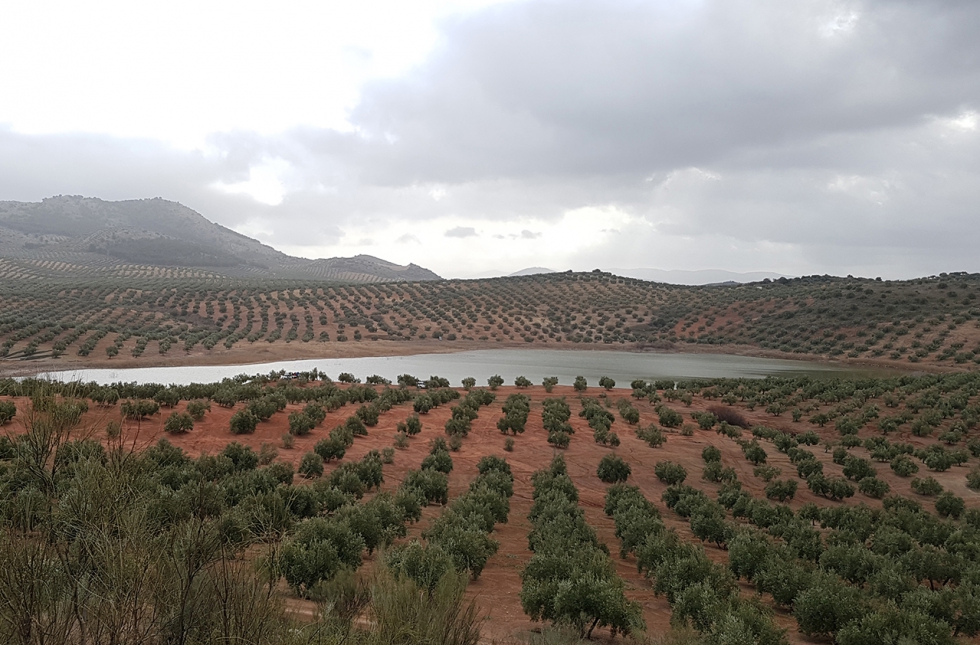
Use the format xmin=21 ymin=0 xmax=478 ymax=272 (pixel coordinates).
xmin=39 ymin=349 xmax=889 ymax=387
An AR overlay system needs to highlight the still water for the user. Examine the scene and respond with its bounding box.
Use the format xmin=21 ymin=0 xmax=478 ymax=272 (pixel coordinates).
xmin=40 ymin=349 xmax=886 ymax=387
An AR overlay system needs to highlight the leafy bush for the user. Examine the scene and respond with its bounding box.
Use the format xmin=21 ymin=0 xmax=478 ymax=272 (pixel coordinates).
xmin=858 ymin=477 xmax=890 ymax=499
xmin=299 ymin=451 xmax=324 ymax=479
xmin=935 ymin=491 xmax=965 ymax=519
xmin=655 ymin=461 xmax=687 ymax=485
xmin=657 ymin=407 xmax=683 ymax=428
xmin=764 ymin=479 xmax=797 ymax=502
xmin=890 ymin=455 xmax=919 ymax=477
xmin=163 ymin=411 xmax=194 ymax=434
xmin=185 ymin=399 xmax=210 ymax=420
xmin=597 ymin=454 xmax=631 ymax=483
xmin=229 ymin=409 xmax=258 ymax=434
xmin=288 ymin=411 xmax=315 ymax=436
xmin=911 ymin=476 xmax=944 ymax=496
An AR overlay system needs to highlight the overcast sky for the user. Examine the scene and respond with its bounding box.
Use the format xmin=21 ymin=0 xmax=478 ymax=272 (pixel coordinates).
xmin=1 ymin=0 xmax=978 ymax=279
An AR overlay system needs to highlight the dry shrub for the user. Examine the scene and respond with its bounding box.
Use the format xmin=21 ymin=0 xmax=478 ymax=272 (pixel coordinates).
xmin=708 ymin=405 xmax=750 ymax=428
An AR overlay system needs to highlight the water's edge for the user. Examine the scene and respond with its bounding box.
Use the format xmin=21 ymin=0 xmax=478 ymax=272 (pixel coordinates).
xmin=37 ymin=348 xmax=891 ymax=387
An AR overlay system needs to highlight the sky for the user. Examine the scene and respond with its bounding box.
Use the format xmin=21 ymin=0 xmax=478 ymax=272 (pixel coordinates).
xmin=0 ymin=0 xmax=978 ymax=279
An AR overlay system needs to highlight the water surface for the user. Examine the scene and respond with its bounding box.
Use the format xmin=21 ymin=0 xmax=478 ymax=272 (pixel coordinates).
xmin=40 ymin=349 xmax=886 ymax=387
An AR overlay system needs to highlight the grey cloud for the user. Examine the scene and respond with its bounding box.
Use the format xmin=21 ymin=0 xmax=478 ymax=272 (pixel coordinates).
xmin=3 ymin=0 xmax=980 ymax=279
xmin=445 ymin=226 xmax=477 ymax=238
xmin=520 ymin=230 xmax=541 ymax=239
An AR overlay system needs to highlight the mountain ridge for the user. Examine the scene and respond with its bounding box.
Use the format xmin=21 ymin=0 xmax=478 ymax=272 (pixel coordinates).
xmin=0 ymin=196 xmax=441 ymax=282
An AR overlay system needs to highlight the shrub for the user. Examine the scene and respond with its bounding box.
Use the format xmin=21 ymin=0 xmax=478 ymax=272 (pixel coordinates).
xmin=547 ymin=431 xmax=570 ymax=448
xmin=842 ymin=456 xmax=876 ymax=481
xmin=542 ymin=376 xmax=559 ymax=392
xmin=890 ymin=455 xmax=918 ymax=477
xmin=967 ymin=467 xmax=980 ymax=491
xmin=303 ymin=401 xmax=326 ymax=426
xmin=299 ymin=452 xmax=324 ymax=479
xmin=573 ymin=376 xmax=588 ymax=391
xmin=121 ymin=399 xmax=160 ymax=420
xmin=393 ymin=431 xmax=409 ymax=449
xmin=598 ymin=376 xmax=616 ymax=390
xmin=911 ymin=476 xmax=943 ymax=496
xmin=515 ymin=376 xmax=532 ymax=388
xmin=421 ymin=450 xmax=453 ymax=474
xmin=163 ymin=411 xmax=194 ymax=435
xmin=597 ymin=454 xmax=631 ymax=483
xmin=487 ymin=375 xmax=504 ymax=390
xmin=185 ymin=399 xmax=210 ymax=420
xmin=448 ymin=434 xmax=463 ymax=452
xmin=381 ymin=447 xmax=395 ymax=464
xmin=657 ymin=407 xmax=683 ymax=428
xmin=504 ymin=437 xmax=515 ymax=452
xmin=288 ymin=411 xmax=315 ymax=436
xmin=935 ymin=491 xmax=965 ymax=519
xmin=858 ymin=477 xmax=890 ymax=499
xmin=280 ymin=519 xmax=365 ymax=595
xmin=703 ymin=462 xmax=737 ymax=484
xmin=259 ymin=442 xmax=278 ymax=465
xmin=764 ymin=479 xmax=797 ymax=502
xmin=741 ymin=441 xmax=767 ymax=465
xmin=754 ymin=465 xmax=780 ymax=482
xmin=405 ymin=415 xmax=422 ymax=435
xmin=281 ymin=433 xmax=295 ymax=449
xmin=229 ymin=409 xmax=258 ymax=434
xmin=314 ymin=437 xmax=347 ymax=462
xmin=403 ymin=469 xmax=449 ymax=505
xmin=655 ymin=461 xmax=687 ymax=485
xmin=637 ymin=425 xmax=666 ymax=447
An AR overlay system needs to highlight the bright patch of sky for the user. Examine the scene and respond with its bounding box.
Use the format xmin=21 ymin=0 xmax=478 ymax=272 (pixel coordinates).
xmin=0 ymin=0 xmax=511 ymax=147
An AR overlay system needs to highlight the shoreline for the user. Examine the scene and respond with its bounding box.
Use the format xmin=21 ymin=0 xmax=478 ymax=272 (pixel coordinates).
xmin=0 ymin=338 xmax=952 ymax=379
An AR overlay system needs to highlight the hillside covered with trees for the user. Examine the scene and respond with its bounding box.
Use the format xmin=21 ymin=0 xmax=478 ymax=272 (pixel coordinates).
xmin=1 ymin=269 xmax=980 ymax=370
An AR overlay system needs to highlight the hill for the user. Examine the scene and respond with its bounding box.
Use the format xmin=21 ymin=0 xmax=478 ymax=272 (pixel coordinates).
xmin=0 ymin=196 xmax=441 ymax=282
xmin=610 ymin=267 xmax=785 ymax=285
xmin=1 ymin=269 xmax=979 ymax=372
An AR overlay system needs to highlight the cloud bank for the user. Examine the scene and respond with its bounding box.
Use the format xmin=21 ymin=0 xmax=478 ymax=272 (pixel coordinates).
xmin=1 ymin=0 xmax=978 ymax=278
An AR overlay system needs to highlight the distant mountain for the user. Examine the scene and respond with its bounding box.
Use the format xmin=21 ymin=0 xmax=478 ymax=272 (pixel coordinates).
xmin=508 ymin=267 xmax=556 ymax=277
xmin=0 ymin=196 xmax=441 ymax=282
xmin=609 ymin=267 xmax=785 ymax=285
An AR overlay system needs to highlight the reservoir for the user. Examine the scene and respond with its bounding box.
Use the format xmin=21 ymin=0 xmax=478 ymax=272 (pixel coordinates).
xmin=39 ymin=349 xmax=888 ymax=387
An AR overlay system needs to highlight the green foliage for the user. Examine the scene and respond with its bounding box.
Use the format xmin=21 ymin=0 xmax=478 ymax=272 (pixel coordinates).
xmin=229 ymin=409 xmax=258 ymax=434
xmin=858 ymin=476 xmax=890 ymax=499
xmin=935 ymin=491 xmax=965 ymax=519
xmin=597 ymin=454 xmax=631 ymax=483
xmin=164 ymin=411 xmax=194 ymax=434
xmin=911 ymin=476 xmax=944 ymax=496
xmin=655 ymin=461 xmax=688 ymax=485
xmin=658 ymin=406 xmax=684 ymax=428
xmin=299 ymin=451 xmax=324 ymax=479
xmin=185 ymin=398 xmax=210 ymax=420
xmin=764 ymin=479 xmax=797 ymax=502
xmin=288 ymin=410 xmax=315 ymax=436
